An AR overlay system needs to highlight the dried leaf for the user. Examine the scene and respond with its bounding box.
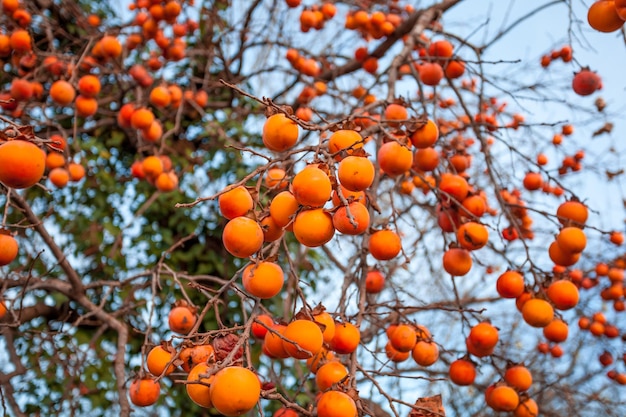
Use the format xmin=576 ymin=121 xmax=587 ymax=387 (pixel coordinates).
xmin=592 ymin=122 xmax=613 ymax=137
xmin=409 ymin=394 xmax=446 ymax=417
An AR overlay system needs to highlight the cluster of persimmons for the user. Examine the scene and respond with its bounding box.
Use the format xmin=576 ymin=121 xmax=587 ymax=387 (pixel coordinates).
xmin=1 ymin=0 xmax=626 ymax=416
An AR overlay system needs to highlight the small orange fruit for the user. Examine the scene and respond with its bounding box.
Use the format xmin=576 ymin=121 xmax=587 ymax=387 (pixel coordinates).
xmin=168 ymin=304 xmax=197 ymax=334
xmin=449 ymin=359 xmax=476 ymax=386
xmin=410 ymin=119 xmax=439 ymax=148
xmin=0 ymin=234 xmax=19 ymax=266
xmin=546 ymin=279 xmax=579 ymax=310
xmin=218 ymin=186 xmax=254 ymax=219
xmin=282 ymin=319 xmax=324 ymax=359
xmin=146 ymin=345 xmax=176 ymax=376
xmin=315 ymin=360 xmax=348 ymax=390
xmin=129 ymin=377 xmax=160 ymax=407
xmin=327 ymin=129 xmax=363 ymax=159
xmin=369 ymin=229 xmax=401 ymax=260
xmin=378 ymin=141 xmax=413 ymax=177
xmin=330 ymin=321 xmax=360 ymax=354
xmin=389 ymin=324 xmax=417 ymax=353
xmin=262 ymin=113 xmax=299 ymax=152
xmin=496 ymin=270 xmax=525 ymax=298
xmin=293 ymin=208 xmax=335 ymax=247
xmin=442 ymin=247 xmax=472 ymax=276
xmin=0 ymin=140 xmax=45 ymax=189
xmin=337 ymin=156 xmax=375 ymax=192
xmin=186 ymin=362 xmax=214 ymax=408
xmin=317 ymin=391 xmax=357 ymax=417
xmin=291 ymin=165 xmax=332 ymax=207
xmin=210 ymin=367 xmax=261 ymax=416
xmin=456 ymin=222 xmax=489 ymax=250
xmin=521 ymin=298 xmax=554 ymax=328
xmin=488 ymin=385 xmax=519 ymax=412
xmin=365 ymin=270 xmax=385 ymax=293
xmin=269 ymin=190 xmax=299 ymax=228
xmin=332 ymin=202 xmax=370 ymax=235
xmin=50 ymin=80 xmax=76 ymax=106
xmin=241 ymin=261 xmax=284 ymax=299
xmin=222 ymin=217 xmax=264 ymax=258
xmin=49 ymin=167 xmax=70 ymax=188
xmin=411 ymin=340 xmax=439 ymax=366
xmin=504 ymin=365 xmax=533 ymax=391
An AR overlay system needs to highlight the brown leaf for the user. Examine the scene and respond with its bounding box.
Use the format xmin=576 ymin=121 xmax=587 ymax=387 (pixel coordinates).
xmin=592 ymin=122 xmax=613 ymax=137
xmin=409 ymin=394 xmax=446 ymax=417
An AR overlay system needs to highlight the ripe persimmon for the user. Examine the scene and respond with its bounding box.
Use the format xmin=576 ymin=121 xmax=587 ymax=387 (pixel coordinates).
xmin=293 ymin=208 xmax=335 ymax=247
xmin=50 ymin=80 xmax=76 ymax=106
xmin=210 ymin=366 xmax=261 ymax=417
xmin=155 ymin=172 xmax=179 ymax=192
xmin=496 ymin=270 xmax=525 ymax=299
xmin=468 ymin=322 xmax=498 ymax=352
xmin=131 ymin=108 xmax=155 ymax=130
xmin=505 ymin=365 xmax=533 ymax=391
xmin=269 ymin=190 xmax=299 ymax=228
xmin=291 ymin=165 xmax=332 ymax=207
xmin=419 ymin=62 xmax=444 ymax=86
xmin=315 ymin=360 xmax=349 ymax=390
xmin=370 ymin=231 xmax=402 ymax=262
xmin=260 ymin=215 xmax=284 ymax=242
xmin=337 ymin=156 xmax=375 ymax=192
xmin=557 ymin=200 xmax=588 ymax=227
xmin=548 ymin=241 xmax=580 ymax=267
xmin=456 ymin=222 xmax=488 ymax=250
xmin=410 ymin=119 xmax=439 ymax=148
xmin=587 ymin=0 xmax=624 ymax=32
xmin=263 ymin=113 xmax=299 ymax=152
xmin=49 ymin=167 xmax=70 ymax=188
xmin=242 ymin=261 xmax=284 ymax=299
xmin=384 ymin=103 xmax=408 ymax=126
xmin=186 ymin=363 xmax=214 ymax=408
xmin=251 ymin=314 xmax=273 ymax=339
xmin=411 ymin=340 xmax=439 ymax=366
xmin=129 ymin=377 xmax=160 ymax=407
xmin=222 ymin=217 xmax=264 ymax=258
xmin=378 ymin=141 xmax=413 ymax=177
xmin=521 ymin=298 xmax=554 ymax=328
xmin=149 ymin=85 xmax=172 ymax=108
xmin=264 ymin=324 xmax=290 ymax=358
xmin=317 ymin=391 xmax=357 ymax=417
xmin=282 ymin=319 xmax=324 ymax=359
xmin=0 ymin=140 xmax=45 ymax=189
xmin=265 ymin=167 xmax=288 ymax=189
xmin=179 ymin=344 xmax=215 ymax=372
xmin=0 ymin=234 xmax=18 ymax=266
xmin=327 ymin=129 xmax=363 ymax=160
xmin=168 ymin=304 xmax=197 ymax=334
xmin=439 ymin=173 xmax=469 ymax=203
xmin=546 ymin=279 xmax=579 ymax=310
xmin=330 ymin=321 xmax=360 ymax=354
xmin=442 ymin=247 xmax=472 ymax=276
xmin=365 ymin=270 xmax=385 ymax=293
xmin=77 ymin=75 xmax=101 ymax=97
xmin=514 ymin=398 xmax=539 ymax=417
xmin=449 ymin=358 xmax=476 ymax=385
xmin=218 ymin=186 xmax=254 ymax=220
xmin=75 ymin=95 xmax=98 ymax=117
xmin=313 ymin=311 xmax=336 ymax=343
xmin=488 ymin=385 xmax=519 ymax=412
xmin=384 ymin=341 xmax=410 ymax=362
xmin=146 ymin=345 xmax=176 ymax=376
xmin=332 ymin=202 xmax=370 ymax=235
xmin=556 ymin=227 xmax=586 ymax=254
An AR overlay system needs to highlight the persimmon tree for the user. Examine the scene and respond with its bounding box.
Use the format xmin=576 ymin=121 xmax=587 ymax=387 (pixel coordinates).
xmin=0 ymin=0 xmax=625 ymax=416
